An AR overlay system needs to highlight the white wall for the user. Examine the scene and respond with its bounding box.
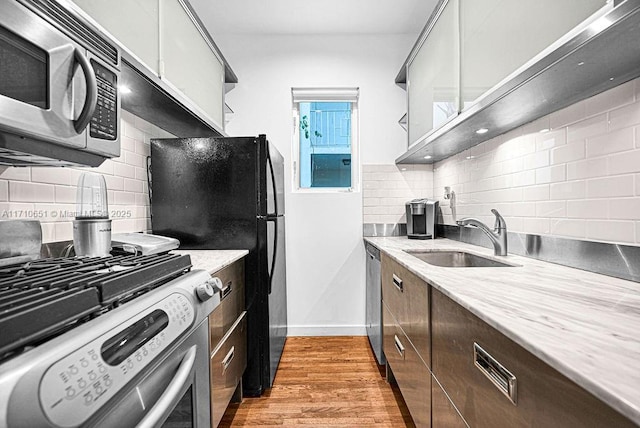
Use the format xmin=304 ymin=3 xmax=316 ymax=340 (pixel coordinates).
xmin=217 ymin=33 xmax=413 ymax=335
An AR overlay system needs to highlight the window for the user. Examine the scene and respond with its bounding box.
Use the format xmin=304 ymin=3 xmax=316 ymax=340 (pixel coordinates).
xmin=292 ymin=88 xmax=359 ymax=191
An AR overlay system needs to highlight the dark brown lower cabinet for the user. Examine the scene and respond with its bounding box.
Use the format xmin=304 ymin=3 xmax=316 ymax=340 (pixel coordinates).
xmin=431 ymin=288 xmax=636 ymax=428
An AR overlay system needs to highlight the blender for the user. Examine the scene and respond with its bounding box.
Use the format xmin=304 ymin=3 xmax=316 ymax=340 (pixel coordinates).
xmin=73 ymin=172 xmax=112 ymax=257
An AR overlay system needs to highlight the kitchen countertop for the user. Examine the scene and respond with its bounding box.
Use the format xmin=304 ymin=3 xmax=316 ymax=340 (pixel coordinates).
xmin=365 ymin=236 xmax=640 ymax=425
xmin=172 ymin=249 xmax=248 ymax=274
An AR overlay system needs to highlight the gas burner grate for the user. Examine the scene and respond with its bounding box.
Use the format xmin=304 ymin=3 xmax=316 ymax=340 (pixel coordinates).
xmin=0 ymin=253 xmax=192 ymax=361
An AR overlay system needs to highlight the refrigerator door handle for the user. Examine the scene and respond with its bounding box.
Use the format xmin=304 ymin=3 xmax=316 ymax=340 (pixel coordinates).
xmin=267 ymin=144 xmax=279 ymax=217
xmin=267 ymin=216 xmax=278 ymax=295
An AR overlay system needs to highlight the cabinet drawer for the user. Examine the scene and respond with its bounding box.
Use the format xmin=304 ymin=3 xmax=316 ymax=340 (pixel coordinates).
xmin=210 ymin=311 xmax=247 ymax=428
xmin=381 ymin=253 xmax=429 ymax=365
xmin=209 ymin=259 xmax=245 ymax=350
xmin=431 ymin=289 xmax=636 ymax=428
xmin=383 ymin=302 xmax=431 ymax=428
xmin=432 ymin=374 xmax=468 ymax=428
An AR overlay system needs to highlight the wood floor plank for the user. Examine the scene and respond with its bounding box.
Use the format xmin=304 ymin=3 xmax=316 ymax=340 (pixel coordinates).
xmin=219 ymin=336 xmax=415 ymax=427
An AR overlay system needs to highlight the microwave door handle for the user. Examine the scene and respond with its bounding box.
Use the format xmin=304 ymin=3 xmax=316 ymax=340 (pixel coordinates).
xmin=135 ymin=345 xmax=197 ymax=428
xmin=73 ymin=48 xmax=98 ymax=133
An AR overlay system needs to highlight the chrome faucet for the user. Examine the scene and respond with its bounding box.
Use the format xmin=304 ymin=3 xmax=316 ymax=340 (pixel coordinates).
xmin=456 ymin=209 xmax=508 ymax=256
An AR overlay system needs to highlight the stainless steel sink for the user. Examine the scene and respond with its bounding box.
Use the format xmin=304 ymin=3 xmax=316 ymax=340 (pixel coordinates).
xmin=404 ymin=250 xmax=517 ymax=268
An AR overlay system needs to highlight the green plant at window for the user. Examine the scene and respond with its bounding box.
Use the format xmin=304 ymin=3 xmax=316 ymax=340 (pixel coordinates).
xmin=300 ymin=115 xmax=322 ymax=144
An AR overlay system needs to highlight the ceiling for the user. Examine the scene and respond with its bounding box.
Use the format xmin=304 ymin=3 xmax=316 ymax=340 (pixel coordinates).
xmin=189 ymin=0 xmax=438 ymax=36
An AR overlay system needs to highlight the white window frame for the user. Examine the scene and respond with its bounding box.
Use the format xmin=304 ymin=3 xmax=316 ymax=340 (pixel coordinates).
xmin=291 ymin=87 xmax=360 ymax=193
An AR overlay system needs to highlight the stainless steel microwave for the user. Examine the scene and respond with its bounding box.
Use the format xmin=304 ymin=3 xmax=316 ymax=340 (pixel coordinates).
xmin=0 ymin=0 xmax=121 ymax=167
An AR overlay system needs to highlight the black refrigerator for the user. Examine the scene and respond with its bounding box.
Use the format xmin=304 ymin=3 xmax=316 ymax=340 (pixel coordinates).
xmin=149 ymin=135 xmax=287 ymax=396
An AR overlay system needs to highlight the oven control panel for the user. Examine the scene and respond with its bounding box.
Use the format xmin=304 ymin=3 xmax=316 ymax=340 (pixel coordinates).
xmin=39 ymin=293 xmax=194 ymax=427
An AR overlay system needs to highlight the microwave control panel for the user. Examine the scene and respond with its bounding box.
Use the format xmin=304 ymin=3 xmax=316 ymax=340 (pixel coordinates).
xmin=90 ymin=60 xmax=118 ymax=141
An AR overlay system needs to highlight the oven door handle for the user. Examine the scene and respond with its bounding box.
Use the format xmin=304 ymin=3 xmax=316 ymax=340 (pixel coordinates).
xmin=136 ymin=345 xmax=197 ymax=428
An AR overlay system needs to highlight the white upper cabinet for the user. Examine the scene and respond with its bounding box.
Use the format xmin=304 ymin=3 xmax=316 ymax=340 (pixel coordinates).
xmin=402 ymin=0 xmax=610 ymax=152
xmin=407 ymin=0 xmax=459 ymax=147
xmin=70 ymin=0 xmax=228 ymax=131
xmin=160 ymin=0 xmax=225 ymax=128
xmin=71 ymin=0 xmax=160 ymax=73
xmin=460 ymin=0 xmax=606 ymax=108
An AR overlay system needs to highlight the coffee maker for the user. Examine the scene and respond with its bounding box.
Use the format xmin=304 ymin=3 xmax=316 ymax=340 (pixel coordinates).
xmin=406 ymin=198 xmax=438 ymax=239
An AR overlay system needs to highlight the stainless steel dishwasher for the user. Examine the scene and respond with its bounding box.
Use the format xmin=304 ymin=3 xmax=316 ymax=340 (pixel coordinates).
xmin=365 ymin=242 xmax=385 ymax=365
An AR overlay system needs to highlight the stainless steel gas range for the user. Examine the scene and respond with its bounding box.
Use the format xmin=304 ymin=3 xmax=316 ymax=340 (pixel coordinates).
xmin=0 ymin=253 xmax=220 ymax=427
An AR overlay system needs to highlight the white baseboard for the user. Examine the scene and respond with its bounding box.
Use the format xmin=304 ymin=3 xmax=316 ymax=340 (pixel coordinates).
xmin=287 ymin=325 xmax=367 ymax=336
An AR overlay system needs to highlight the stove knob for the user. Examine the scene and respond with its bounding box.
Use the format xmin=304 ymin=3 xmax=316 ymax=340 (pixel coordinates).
xmin=195 ymin=278 xmax=221 ymax=302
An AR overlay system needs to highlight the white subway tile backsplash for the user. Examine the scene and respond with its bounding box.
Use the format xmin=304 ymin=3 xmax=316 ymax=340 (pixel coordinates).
xmin=566 ymin=158 xmax=608 ymax=181
xmin=136 ymin=141 xmax=151 ymax=157
xmin=585 ymin=81 xmax=635 ymax=117
xmin=123 ymin=119 xmax=145 ymax=142
xmin=124 ymin=178 xmax=144 ymax=193
xmin=40 ymin=223 xmax=56 ymax=242
xmin=551 ymin=141 xmax=585 ymax=165
xmin=113 ymin=162 xmax=136 ymax=179
xmin=54 ymin=186 xmax=76 ymax=204
xmin=608 ymin=100 xmax=640 ymax=131
xmin=112 ymin=218 xmax=137 ymax=233
xmin=535 ymin=129 xmax=566 ymax=151
xmin=125 ymin=151 xmax=145 ymax=168
xmin=523 ymin=217 xmax=550 ymax=235
xmin=363 ymin=197 xmax=381 ymax=207
xmin=0 ymin=181 xmax=7 ymax=201
xmin=586 ymin=220 xmax=635 ymax=244
xmin=121 ymin=136 xmax=136 ymax=153
xmin=135 ymin=193 xmax=148 ymax=207
xmin=511 ymin=202 xmax=536 ymax=217
xmin=536 ymin=165 xmax=566 ymax=184
xmin=586 ymin=127 xmax=634 ymax=157
xmin=550 ymin=101 xmax=586 ymax=129
xmin=523 ymin=184 xmax=549 ymax=201
xmin=362 ymin=164 xmax=433 ymax=224
xmin=608 ymin=149 xmax=640 ymax=175
xmin=567 ymin=200 xmax=608 ymax=219
xmin=31 ymin=168 xmax=82 ymax=186
xmin=104 ymin=175 xmax=124 ymax=191
xmin=550 ymin=219 xmax=586 ymax=238
xmin=567 ymin=114 xmax=607 ymax=142
xmin=135 ymin=167 xmax=148 ymax=182
xmin=550 ymin=181 xmax=586 ymax=200
xmin=0 ymin=114 xmax=172 ymax=242
xmin=586 ymin=175 xmax=634 ymax=198
xmin=10 ymin=182 xmax=54 ymax=203
xmin=522 ymin=151 xmax=549 ymax=170
xmin=609 ymin=198 xmax=640 ymax=220
xmin=0 ymin=167 xmax=30 ymax=182
xmin=113 ymin=191 xmax=136 ymax=206
xmin=54 ymin=222 xmax=72 ymax=241
xmin=535 ymin=200 xmax=566 ymax=218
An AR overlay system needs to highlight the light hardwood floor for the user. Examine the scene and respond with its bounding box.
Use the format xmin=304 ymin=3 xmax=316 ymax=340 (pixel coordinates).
xmin=219 ymin=336 xmax=415 ymax=427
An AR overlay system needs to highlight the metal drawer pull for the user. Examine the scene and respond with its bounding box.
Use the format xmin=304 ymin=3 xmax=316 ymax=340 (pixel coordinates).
xmin=222 ymin=346 xmax=235 ymax=374
xmin=474 ymin=342 xmax=517 ymax=405
xmin=394 ymin=335 xmax=405 ymax=358
xmin=221 ymin=281 xmax=232 ymax=300
xmin=392 ymin=274 xmax=403 ymax=292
